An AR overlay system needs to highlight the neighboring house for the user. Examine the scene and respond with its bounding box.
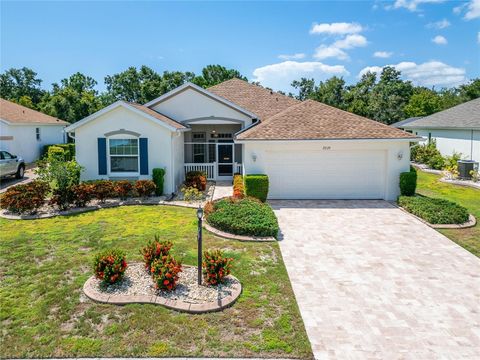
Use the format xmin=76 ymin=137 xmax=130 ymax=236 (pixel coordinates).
xmin=65 ymin=79 xmax=418 ymax=200
xmin=393 ymin=98 xmax=480 ymax=162
xmin=0 ymin=98 xmax=69 ymax=163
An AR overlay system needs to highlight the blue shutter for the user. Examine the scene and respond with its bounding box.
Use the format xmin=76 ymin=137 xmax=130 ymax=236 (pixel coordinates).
xmin=97 ymin=138 xmax=107 ymax=175
xmin=139 ymin=138 xmax=149 ymax=175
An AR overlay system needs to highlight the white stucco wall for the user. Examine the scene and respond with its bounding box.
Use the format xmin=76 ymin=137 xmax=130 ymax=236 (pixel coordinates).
xmin=241 ymin=140 xmax=411 ymax=201
xmin=410 ymin=128 xmax=480 ymax=161
xmin=74 ymin=106 xmax=179 ymax=194
xmin=171 ymin=132 xmax=185 ymax=193
xmin=0 ymin=121 xmax=66 ymax=163
xmin=151 ymin=88 xmax=253 ymax=125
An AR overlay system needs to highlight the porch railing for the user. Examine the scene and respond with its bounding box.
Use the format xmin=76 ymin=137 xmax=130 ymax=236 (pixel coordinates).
xmin=184 ymin=162 xmax=243 ymax=180
xmin=184 ymin=162 xmax=216 ymax=180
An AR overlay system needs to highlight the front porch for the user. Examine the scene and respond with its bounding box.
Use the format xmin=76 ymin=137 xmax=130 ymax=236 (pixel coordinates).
xmin=183 ymin=123 xmax=243 ymax=180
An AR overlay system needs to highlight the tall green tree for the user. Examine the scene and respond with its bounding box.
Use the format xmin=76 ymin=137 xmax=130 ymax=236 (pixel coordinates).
xmin=404 ymin=88 xmax=443 ymax=117
xmin=458 ymin=78 xmax=480 ymax=101
xmin=291 ymin=78 xmax=315 ymax=100
xmin=311 ymin=76 xmax=347 ymax=109
xmin=344 ymin=72 xmax=377 ymax=118
xmin=368 ymin=67 xmax=414 ymax=124
xmin=193 ymin=65 xmax=247 ymax=88
xmin=39 ymin=72 xmax=101 ymax=123
xmin=0 ymin=67 xmax=45 ymax=108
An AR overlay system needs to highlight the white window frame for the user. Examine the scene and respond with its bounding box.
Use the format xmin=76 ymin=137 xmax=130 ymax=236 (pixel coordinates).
xmin=107 ymin=135 xmax=140 ymax=177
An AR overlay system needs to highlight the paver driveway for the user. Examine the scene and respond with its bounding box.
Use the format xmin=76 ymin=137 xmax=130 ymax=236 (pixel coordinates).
xmin=270 ymin=200 xmax=480 ymax=359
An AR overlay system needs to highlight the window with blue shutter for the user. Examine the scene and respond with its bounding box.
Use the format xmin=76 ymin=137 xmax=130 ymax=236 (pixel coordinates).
xmin=139 ymin=138 xmax=149 ymax=175
xmin=97 ymin=138 xmax=107 ymax=175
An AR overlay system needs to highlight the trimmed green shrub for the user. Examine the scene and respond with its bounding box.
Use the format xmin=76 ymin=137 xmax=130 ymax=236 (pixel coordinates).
xmin=43 ymin=143 xmax=75 ymax=161
xmin=399 ymin=168 xmax=417 ymax=196
xmin=47 ymin=146 xmax=65 ymax=161
xmin=244 ymin=174 xmax=269 ymax=202
xmin=206 ymin=197 xmax=279 ymax=237
xmin=427 ymin=154 xmax=445 ymax=170
xmin=398 ymin=196 xmax=469 ymax=224
xmin=152 ymin=168 xmax=166 ymax=196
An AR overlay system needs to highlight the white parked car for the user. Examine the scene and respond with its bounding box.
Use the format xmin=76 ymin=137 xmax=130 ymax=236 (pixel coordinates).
xmin=0 ymin=150 xmax=25 ymax=179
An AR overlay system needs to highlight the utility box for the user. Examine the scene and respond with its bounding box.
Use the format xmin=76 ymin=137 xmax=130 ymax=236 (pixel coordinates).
xmin=457 ymin=160 xmax=478 ymax=180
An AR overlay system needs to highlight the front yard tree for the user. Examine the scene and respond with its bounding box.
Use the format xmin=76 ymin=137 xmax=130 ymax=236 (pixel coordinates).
xmin=404 ymin=88 xmax=443 ymax=117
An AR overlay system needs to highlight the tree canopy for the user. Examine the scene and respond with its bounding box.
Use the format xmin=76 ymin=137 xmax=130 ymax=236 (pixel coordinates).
xmin=0 ymin=64 xmax=478 ymax=125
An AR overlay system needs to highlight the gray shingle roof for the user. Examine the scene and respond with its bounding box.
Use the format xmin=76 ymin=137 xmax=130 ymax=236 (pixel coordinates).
xmin=391 ymin=117 xmax=422 ymax=128
xmin=402 ymin=98 xmax=480 ymax=129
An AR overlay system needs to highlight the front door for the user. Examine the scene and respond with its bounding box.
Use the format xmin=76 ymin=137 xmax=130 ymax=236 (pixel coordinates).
xmin=217 ymin=144 xmax=233 ymax=180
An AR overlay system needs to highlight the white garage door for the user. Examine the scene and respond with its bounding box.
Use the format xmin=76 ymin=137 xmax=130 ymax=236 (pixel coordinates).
xmin=264 ymin=150 xmax=386 ymax=199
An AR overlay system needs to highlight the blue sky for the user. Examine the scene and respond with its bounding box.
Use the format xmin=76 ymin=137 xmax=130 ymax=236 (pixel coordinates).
xmin=1 ymin=0 xmax=479 ymax=93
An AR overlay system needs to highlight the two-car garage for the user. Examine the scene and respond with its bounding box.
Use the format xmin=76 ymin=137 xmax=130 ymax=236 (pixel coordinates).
xmin=263 ymin=149 xmax=387 ymax=199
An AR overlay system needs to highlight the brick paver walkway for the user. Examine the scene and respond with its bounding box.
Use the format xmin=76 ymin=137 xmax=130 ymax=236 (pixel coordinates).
xmin=212 ymin=181 xmax=232 ymax=200
xmin=271 ymin=200 xmax=480 ymax=359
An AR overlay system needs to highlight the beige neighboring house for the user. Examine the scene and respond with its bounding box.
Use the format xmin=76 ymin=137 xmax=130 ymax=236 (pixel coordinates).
xmin=0 ymin=98 xmax=69 ymax=163
xmin=65 ymin=79 xmax=419 ymax=200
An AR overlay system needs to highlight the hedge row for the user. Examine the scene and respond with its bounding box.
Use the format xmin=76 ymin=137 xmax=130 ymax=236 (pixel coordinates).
xmin=398 ymin=196 xmax=469 ymax=225
xmin=42 ymin=143 xmax=75 ymax=161
xmin=244 ymin=174 xmax=269 ymax=202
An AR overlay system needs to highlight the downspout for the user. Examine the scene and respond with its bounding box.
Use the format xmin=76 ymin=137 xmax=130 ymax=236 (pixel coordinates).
xmin=471 ymin=129 xmax=474 ymax=160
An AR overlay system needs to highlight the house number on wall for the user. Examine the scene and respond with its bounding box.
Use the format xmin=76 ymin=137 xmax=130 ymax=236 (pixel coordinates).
xmin=323 ymin=146 xmax=331 ymax=150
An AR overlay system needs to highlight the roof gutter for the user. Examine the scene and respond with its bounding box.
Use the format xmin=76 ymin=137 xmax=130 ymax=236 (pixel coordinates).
xmin=235 ymin=137 xmax=422 ymax=144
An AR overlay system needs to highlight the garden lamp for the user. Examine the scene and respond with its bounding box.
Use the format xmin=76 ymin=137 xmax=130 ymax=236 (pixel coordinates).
xmin=196 ymin=205 xmax=203 ymax=285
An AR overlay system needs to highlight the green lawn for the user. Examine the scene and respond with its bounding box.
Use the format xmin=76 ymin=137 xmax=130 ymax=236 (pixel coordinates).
xmin=416 ymin=171 xmax=480 ymax=257
xmin=0 ymin=206 xmax=312 ymax=359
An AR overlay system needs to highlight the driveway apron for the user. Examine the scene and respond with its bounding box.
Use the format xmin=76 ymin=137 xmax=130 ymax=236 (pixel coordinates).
xmin=271 ymin=200 xmax=480 ymax=359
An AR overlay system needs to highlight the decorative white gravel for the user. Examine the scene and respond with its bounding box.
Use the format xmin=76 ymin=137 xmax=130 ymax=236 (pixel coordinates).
xmin=93 ymin=263 xmax=239 ymax=304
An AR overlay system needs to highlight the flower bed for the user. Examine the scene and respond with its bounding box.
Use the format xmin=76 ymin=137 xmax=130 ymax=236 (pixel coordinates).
xmin=205 ymin=197 xmax=279 ymax=238
xmin=398 ymin=195 xmax=470 ymax=224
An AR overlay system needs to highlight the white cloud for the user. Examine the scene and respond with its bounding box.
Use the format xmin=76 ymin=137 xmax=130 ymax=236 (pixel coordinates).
xmin=333 ymin=34 xmax=368 ymax=49
xmin=278 ymin=53 xmax=306 ymax=60
xmin=426 ymin=18 xmax=451 ymax=29
xmin=464 ymin=0 xmax=480 ymax=20
xmin=252 ymin=61 xmax=349 ymax=92
xmin=313 ymin=34 xmax=368 ymax=60
xmin=373 ymin=51 xmax=393 ymax=58
xmin=310 ymin=22 xmax=363 ymax=35
xmin=432 ymin=35 xmax=448 ymax=44
xmin=314 ymin=46 xmax=349 ymax=60
xmin=358 ymin=61 xmax=467 ymax=87
xmin=392 ymin=0 xmax=445 ymax=12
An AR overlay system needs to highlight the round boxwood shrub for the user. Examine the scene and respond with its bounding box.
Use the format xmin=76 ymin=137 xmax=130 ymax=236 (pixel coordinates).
xmin=399 ymin=167 xmax=417 ymax=196
xmin=244 ymin=174 xmax=269 ymax=202
xmin=205 ymin=197 xmax=279 ymax=238
xmin=93 ymin=249 xmax=128 ymax=285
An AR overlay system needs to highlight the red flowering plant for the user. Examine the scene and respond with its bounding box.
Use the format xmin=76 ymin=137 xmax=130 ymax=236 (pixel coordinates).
xmin=93 ymin=249 xmax=128 ymax=285
xmin=203 ymin=249 xmax=234 ymax=285
xmin=134 ymin=180 xmax=156 ymax=198
xmin=114 ymin=180 xmax=135 ymax=200
xmin=92 ymin=180 xmax=115 ymax=203
xmin=71 ymin=183 xmax=95 ymax=207
xmin=151 ymin=255 xmax=182 ymax=291
xmin=140 ymin=236 xmax=173 ymax=272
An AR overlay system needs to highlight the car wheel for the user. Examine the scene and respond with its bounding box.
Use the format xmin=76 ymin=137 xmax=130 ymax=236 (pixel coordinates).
xmin=15 ymin=164 xmax=25 ymax=179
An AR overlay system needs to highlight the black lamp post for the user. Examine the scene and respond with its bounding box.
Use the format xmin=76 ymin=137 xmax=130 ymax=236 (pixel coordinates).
xmin=196 ymin=205 xmax=203 ymax=286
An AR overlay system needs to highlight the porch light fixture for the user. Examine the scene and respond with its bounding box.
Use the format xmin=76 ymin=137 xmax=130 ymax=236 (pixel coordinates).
xmin=252 ymin=153 xmax=257 ymax=162
xmin=397 ymin=151 xmax=404 ymax=160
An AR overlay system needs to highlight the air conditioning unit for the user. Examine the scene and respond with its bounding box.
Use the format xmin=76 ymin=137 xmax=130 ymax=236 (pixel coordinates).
xmin=457 ymin=160 xmax=478 ymax=180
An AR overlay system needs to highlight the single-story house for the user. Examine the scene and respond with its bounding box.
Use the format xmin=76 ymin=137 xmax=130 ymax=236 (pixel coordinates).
xmin=393 ymin=98 xmax=480 ymax=162
xmin=0 ymin=98 xmax=69 ymax=163
xmin=65 ymin=79 xmax=419 ymax=200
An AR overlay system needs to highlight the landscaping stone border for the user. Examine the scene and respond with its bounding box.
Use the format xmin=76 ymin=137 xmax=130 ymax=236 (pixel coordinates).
xmin=439 ymin=178 xmax=480 ymax=190
xmin=0 ymin=198 xmax=202 ymax=220
xmin=83 ymin=267 xmax=242 ymax=314
xmin=203 ymin=221 xmax=277 ymax=242
xmin=394 ymin=203 xmax=477 ymax=229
